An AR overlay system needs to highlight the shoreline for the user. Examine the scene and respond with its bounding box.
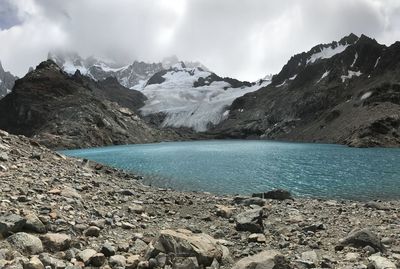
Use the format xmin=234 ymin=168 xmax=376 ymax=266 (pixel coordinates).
xmin=1 ymin=130 xmax=400 ymax=268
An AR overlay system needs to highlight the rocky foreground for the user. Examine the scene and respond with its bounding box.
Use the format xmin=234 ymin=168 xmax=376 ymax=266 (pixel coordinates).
xmin=0 ymin=130 xmax=399 ymax=269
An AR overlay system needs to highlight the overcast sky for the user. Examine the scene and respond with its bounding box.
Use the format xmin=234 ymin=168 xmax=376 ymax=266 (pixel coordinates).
xmin=0 ymin=0 xmax=399 ymax=81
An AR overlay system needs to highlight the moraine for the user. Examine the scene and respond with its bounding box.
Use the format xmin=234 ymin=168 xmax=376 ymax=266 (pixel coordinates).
xmin=61 ymin=140 xmax=400 ymax=200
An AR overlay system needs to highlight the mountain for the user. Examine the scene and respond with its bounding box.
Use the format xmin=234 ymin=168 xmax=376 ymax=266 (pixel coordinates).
xmin=213 ymin=34 xmax=400 ymax=147
xmin=0 ymin=61 xmax=18 ymax=98
xmin=48 ymin=51 xmax=208 ymax=90
xmin=0 ymin=60 xmax=180 ymax=149
xmin=138 ymin=62 xmax=271 ymax=131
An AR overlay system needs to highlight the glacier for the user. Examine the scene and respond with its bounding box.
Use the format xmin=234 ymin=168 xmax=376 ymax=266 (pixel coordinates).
xmin=138 ymin=65 xmax=270 ymax=132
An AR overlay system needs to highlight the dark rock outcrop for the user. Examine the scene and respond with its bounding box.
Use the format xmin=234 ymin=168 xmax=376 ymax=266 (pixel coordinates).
xmin=213 ymin=34 xmax=400 ymax=147
xmin=0 ymin=60 xmax=179 ymax=149
xmin=0 ymin=61 xmax=17 ymax=98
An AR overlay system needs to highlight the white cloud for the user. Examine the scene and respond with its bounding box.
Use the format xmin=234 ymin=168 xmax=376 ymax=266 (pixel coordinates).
xmin=0 ymin=0 xmax=399 ymax=80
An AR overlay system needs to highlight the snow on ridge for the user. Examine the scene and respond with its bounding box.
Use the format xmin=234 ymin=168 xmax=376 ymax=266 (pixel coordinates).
xmin=289 ymin=74 xmax=297 ymax=80
xmin=139 ymin=67 xmax=270 ymax=132
xmin=361 ymin=91 xmax=372 ymax=100
xmin=316 ymin=70 xmax=330 ymax=84
xmin=341 ymin=70 xmax=362 ymax=82
xmin=307 ymin=44 xmax=349 ymax=64
xmin=351 ymin=52 xmax=358 ymax=67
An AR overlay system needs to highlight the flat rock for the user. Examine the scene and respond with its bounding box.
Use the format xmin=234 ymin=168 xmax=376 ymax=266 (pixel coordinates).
xmin=339 ymin=229 xmax=384 ymax=252
xmin=368 ymin=255 xmax=396 ymax=269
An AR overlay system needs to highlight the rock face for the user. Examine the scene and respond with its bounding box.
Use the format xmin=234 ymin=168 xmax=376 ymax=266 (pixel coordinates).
xmin=214 ymin=34 xmax=400 ymax=147
xmin=0 ymin=61 xmax=17 ymax=98
xmin=0 ymin=60 xmax=180 ymax=149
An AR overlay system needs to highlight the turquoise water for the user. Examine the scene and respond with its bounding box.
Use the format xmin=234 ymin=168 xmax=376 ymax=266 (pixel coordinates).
xmin=61 ymin=140 xmax=400 ymax=200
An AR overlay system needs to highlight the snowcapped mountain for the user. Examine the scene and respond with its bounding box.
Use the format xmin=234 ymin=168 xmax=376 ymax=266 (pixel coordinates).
xmin=48 ymin=51 xmax=209 ymax=90
xmin=137 ymin=62 xmax=270 ymax=132
xmin=0 ymin=61 xmax=17 ymax=98
xmin=214 ymin=33 xmax=400 ymax=147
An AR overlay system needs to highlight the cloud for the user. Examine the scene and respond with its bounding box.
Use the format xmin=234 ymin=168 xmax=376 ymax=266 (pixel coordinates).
xmin=0 ymin=0 xmax=399 ymax=80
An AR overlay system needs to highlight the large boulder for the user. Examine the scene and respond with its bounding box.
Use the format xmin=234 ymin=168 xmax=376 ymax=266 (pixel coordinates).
xmin=339 ymin=229 xmax=385 ymax=252
xmin=145 ymin=229 xmax=223 ymax=267
xmin=7 ymin=232 xmax=43 ymax=255
xmin=368 ymin=256 xmax=396 ymax=269
xmin=235 ymin=208 xmax=264 ymax=233
xmin=232 ymin=250 xmax=291 ymax=269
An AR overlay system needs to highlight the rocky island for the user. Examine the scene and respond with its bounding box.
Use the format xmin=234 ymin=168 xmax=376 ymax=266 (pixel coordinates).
xmin=0 ymin=130 xmax=399 ymax=269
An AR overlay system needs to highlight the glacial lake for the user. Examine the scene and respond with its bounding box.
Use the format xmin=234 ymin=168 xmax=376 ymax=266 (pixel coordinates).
xmin=61 ymin=140 xmax=400 ymax=200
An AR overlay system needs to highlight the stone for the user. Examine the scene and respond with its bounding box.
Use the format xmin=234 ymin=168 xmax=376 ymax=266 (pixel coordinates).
xmin=248 ymin=233 xmax=266 ymax=243
xmin=129 ymin=204 xmax=145 ymax=214
xmin=84 ymin=226 xmax=101 ymax=237
xmin=232 ymin=250 xmax=290 ymax=269
xmin=89 ymin=253 xmax=106 ymax=267
xmin=345 ymin=252 xmax=360 ymax=262
xmin=23 ymin=213 xmax=46 ymax=234
xmin=130 ymin=239 xmax=148 ymax=254
xmin=38 ymin=253 xmax=66 ymax=269
xmin=368 ymin=256 xmax=396 ymax=269
xmin=126 ymin=255 xmax=141 ymax=269
xmin=76 ymin=249 xmax=97 ymax=265
xmin=23 ymin=256 xmax=45 ymax=269
xmin=146 ymin=229 xmax=223 ymax=266
xmin=339 ymin=229 xmax=384 ymax=252
xmin=215 ymin=205 xmax=234 ymax=218
xmin=235 ymin=208 xmax=264 ymax=233
xmin=172 ymin=257 xmax=199 ymax=269
xmin=101 ymin=242 xmax=116 ymax=257
xmin=253 ymin=189 xmax=293 ymax=200
xmin=0 ymin=152 xmax=9 ymax=162
xmin=109 ymin=255 xmax=127 ymax=268
xmin=300 ymin=250 xmax=319 ymax=266
xmin=40 ymin=233 xmax=71 ymax=251
xmin=60 ymin=186 xmax=81 ymax=199
xmin=0 ymin=214 xmax=26 ymax=237
xmin=233 ymin=197 xmax=266 ymax=206
xmin=7 ymin=232 xmax=43 ymax=255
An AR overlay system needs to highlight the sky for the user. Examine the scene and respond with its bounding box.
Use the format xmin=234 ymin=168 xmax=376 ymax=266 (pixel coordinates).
xmin=0 ymin=0 xmax=399 ymax=81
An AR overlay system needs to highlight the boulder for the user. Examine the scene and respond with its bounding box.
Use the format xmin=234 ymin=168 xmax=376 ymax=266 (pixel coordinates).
xmin=235 ymin=208 xmax=264 ymax=233
xmin=146 ymin=229 xmax=223 ymax=266
xmin=232 ymin=250 xmax=290 ymax=269
xmin=339 ymin=229 xmax=384 ymax=252
xmin=0 ymin=214 xmax=26 ymax=237
xmin=172 ymin=257 xmax=199 ymax=269
xmin=109 ymin=255 xmax=127 ymax=268
xmin=215 ymin=205 xmax=234 ymax=218
xmin=84 ymin=226 xmax=101 ymax=237
xmin=23 ymin=213 xmax=46 ymax=234
xmin=252 ymin=189 xmax=293 ymax=200
xmin=38 ymin=253 xmax=66 ymax=269
xmin=7 ymin=232 xmax=43 ymax=255
xmin=101 ymin=242 xmax=116 ymax=257
xmin=77 ymin=249 xmax=97 ymax=265
xmin=368 ymin=256 xmax=396 ymax=269
xmin=40 ymin=233 xmax=71 ymax=251
xmin=23 ymin=256 xmax=45 ymax=269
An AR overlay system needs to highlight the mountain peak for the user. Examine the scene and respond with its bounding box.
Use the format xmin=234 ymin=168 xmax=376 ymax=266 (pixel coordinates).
xmin=339 ymin=33 xmax=359 ymax=45
xmin=36 ymin=59 xmax=62 ymax=72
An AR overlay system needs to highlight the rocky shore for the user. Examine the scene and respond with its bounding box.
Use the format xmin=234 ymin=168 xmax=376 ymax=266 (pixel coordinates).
xmin=0 ymin=130 xmax=399 ymax=269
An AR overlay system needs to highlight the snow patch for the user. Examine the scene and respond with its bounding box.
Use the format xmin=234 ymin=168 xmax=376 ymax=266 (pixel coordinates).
xmin=307 ymin=44 xmax=349 ymax=64
xmin=351 ymin=52 xmax=358 ymax=67
xmin=341 ymin=70 xmax=362 ymax=82
xmin=360 ymin=91 xmax=372 ymax=100
xmin=316 ymin=70 xmax=330 ymax=84
xmin=289 ymin=74 xmax=297 ymax=80
xmin=374 ymin=57 xmax=381 ymax=68
xmin=275 ymin=80 xmax=287 ymax=87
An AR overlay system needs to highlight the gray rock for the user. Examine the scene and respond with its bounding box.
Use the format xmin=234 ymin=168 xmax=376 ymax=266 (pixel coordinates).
xmin=23 ymin=213 xmax=46 ymax=234
xmin=339 ymin=229 xmax=384 ymax=252
xmin=7 ymin=232 xmax=43 ymax=255
xmin=40 ymin=233 xmax=71 ymax=251
xmin=89 ymin=253 xmax=106 ymax=267
xmin=235 ymin=208 xmax=264 ymax=233
xmin=101 ymin=242 xmax=116 ymax=257
xmin=368 ymin=256 xmax=396 ymax=269
xmin=22 ymin=256 xmax=44 ymax=269
xmin=109 ymin=255 xmax=127 ymax=268
xmin=84 ymin=226 xmax=101 ymax=237
xmin=76 ymin=249 xmax=97 ymax=265
xmin=0 ymin=152 xmax=9 ymax=162
xmin=232 ymin=197 xmax=266 ymax=206
xmin=232 ymin=250 xmax=290 ymax=269
xmin=172 ymin=257 xmax=199 ymax=269
xmin=38 ymin=253 xmax=66 ymax=269
xmin=0 ymin=214 xmax=26 ymax=237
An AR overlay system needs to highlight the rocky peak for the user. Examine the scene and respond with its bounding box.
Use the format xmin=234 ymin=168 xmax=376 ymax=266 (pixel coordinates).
xmin=0 ymin=61 xmax=18 ymax=98
xmin=339 ymin=33 xmax=359 ymax=45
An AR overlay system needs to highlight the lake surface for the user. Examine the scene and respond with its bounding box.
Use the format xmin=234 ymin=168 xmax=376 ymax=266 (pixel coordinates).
xmin=61 ymin=140 xmax=400 ymax=200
